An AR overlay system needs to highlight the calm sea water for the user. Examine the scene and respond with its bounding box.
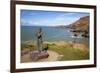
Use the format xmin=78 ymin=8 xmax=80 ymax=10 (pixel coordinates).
xmin=21 ymin=26 xmax=89 ymax=47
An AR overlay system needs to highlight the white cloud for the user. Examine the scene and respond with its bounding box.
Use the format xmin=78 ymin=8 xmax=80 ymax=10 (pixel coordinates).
xmin=21 ymin=18 xmax=51 ymax=26
xmin=21 ymin=13 xmax=81 ymax=26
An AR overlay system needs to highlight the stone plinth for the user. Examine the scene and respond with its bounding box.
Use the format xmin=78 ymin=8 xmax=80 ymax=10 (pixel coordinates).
xmin=30 ymin=51 xmax=49 ymax=61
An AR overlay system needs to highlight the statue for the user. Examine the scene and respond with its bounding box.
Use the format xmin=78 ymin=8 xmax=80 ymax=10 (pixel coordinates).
xmin=36 ymin=27 xmax=43 ymax=53
xmin=30 ymin=27 xmax=49 ymax=61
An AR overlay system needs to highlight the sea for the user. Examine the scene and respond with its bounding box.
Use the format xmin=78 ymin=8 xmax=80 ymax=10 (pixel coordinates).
xmin=21 ymin=26 xmax=89 ymax=47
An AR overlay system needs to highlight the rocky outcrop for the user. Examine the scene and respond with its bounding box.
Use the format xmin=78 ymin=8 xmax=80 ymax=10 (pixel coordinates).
xmin=69 ymin=16 xmax=89 ymax=30
xmin=67 ymin=16 xmax=89 ymax=37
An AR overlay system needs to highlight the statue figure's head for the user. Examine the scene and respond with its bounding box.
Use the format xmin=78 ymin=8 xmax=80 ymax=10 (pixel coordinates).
xmin=39 ymin=27 xmax=42 ymax=33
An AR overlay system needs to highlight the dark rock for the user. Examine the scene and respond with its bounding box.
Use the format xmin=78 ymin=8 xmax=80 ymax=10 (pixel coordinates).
xmin=81 ymin=33 xmax=89 ymax=37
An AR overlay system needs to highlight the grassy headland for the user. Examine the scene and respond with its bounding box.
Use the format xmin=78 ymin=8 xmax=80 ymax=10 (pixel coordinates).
xmin=21 ymin=41 xmax=89 ymax=61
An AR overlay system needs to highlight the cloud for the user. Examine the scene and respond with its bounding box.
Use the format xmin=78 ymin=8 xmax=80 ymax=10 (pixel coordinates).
xmin=21 ymin=12 xmax=88 ymax=26
xmin=21 ymin=19 xmax=38 ymax=26
xmin=21 ymin=18 xmax=51 ymax=26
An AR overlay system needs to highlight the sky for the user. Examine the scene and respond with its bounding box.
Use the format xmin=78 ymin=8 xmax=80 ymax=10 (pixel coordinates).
xmin=21 ymin=10 xmax=89 ymax=26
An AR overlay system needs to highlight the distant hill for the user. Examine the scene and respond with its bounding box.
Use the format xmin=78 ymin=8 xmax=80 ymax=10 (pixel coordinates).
xmin=56 ymin=16 xmax=90 ymax=37
xmin=68 ymin=16 xmax=89 ymax=37
xmin=68 ymin=16 xmax=89 ymax=32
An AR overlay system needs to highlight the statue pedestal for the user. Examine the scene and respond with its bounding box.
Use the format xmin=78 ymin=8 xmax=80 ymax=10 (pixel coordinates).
xmin=30 ymin=51 xmax=49 ymax=61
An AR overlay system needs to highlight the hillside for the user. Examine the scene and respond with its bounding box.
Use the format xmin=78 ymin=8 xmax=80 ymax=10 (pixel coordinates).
xmin=69 ymin=16 xmax=89 ymax=37
xmin=68 ymin=16 xmax=89 ymax=32
xmin=56 ymin=16 xmax=89 ymax=37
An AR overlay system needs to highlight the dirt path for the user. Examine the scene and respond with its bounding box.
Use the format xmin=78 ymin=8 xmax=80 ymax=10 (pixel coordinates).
xmin=21 ymin=50 xmax=60 ymax=63
xmin=37 ymin=50 xmax=60 ymax=62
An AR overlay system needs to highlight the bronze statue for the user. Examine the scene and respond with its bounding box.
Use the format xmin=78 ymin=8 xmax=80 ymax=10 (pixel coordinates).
xmin=30 ymin=27 xmax=49 ymax=61
xmin=36 ymin=27 xmax=43 ymax=53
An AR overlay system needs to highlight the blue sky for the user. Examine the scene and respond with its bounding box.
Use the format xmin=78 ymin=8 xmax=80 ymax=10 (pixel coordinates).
xmin=21 ymin=10 xmax=89 ymax=26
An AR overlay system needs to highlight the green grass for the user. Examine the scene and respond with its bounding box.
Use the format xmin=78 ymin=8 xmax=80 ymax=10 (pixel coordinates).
xmin=21 ymin=43 xmax=36 ymax=51
xmin=47 ymin=43 xmax=89 ymax=61
xmin=21 ymin=41 xmax=89 ymax=61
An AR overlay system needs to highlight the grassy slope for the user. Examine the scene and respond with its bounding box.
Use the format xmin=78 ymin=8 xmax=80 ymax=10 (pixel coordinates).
xmin=21 ymin=41 xmax=89 ymax=61
xmin=46 ymin=42 xmax=89 ymax=61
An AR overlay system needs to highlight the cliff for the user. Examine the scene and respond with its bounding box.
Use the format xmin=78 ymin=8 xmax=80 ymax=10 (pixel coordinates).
xmin=69 ymin=16 xmax=89 ymax=31
xmin=67 ymin=16 xmax=89 ymax=37
xmin=56 ymin=16 xmax=90 ymax=37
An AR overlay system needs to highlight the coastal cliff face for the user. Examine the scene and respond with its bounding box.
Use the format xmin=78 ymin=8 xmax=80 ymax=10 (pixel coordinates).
xmin=68 ymin=16 xmax=89 ymax=32
xmin=56 ymin=16 xmax=89 ymax=37
xmin=69 ymin=16 xmax=89 ymax=37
